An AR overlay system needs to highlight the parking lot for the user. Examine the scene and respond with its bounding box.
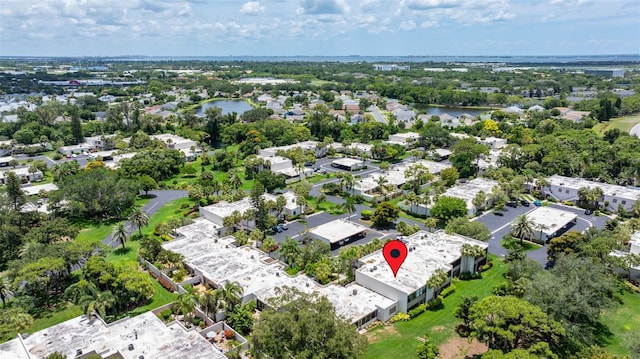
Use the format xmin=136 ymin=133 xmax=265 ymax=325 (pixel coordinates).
xmin=475 ymin=202 xmax=610 ymax=266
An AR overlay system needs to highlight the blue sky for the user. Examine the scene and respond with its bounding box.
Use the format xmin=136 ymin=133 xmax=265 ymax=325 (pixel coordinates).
xmin=1 ymin=0 xmax=639 ymax=56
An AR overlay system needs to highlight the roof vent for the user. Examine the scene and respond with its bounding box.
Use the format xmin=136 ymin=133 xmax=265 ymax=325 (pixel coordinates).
xmin=276 ymin=272 xmax=280 ymax=277
xmin=128 ymin=344 xmax=134 ymax=351
xmin=352 ymin=289 xmax=358 ymax=295
xmin=76 ymin=349 xmax=83 ymax=356
xmin=306 ymin=282 xmax=310 ymax=287
xmin=373 ymin=266 xmax=377 ymax=270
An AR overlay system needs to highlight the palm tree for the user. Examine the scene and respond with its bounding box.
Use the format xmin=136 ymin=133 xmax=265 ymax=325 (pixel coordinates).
xmin=405 ymin=192 xmax=419 ymax=214
xmin=112 ymin=223 xmax=128 ymax=249
xmin=427 ymin=268 xmax=448 ymax=299
xmin=510 ymin=214 xmax=534 ymax=244
xmin=0 ymin=276 xmax=13 ymax=308
xmin=537 ymin=178 xmax=549 ymax=198
xmin=376 ymin=175 xmax=391 ymax=201
xmin=425 ymin=218 xmax=438 ymax=232
xmin=64 ymin=280 xmax=98 ymax=304
xmin=18 ymin=238 xmax=43 ymax=260
xmin=278 ymin=237 xmax=301 ymax=267
xmin=226 ymin=170 xmax=243 ymax=191
xmin=199 ymin=288 xmax=224 ymax=321
xmin=221 ymin=281 xmax=244 ymax=312
xmin=460 ymin=244 xmax=485 ymax=273
xmin=343 ymin=195 xmax=356 ymax=216
xmin=173 ymin=288 xmax=197 ymax=323
xmin=535 ymin=223 xmax=550 ymax=243
xmin=79 ymin=290 xmax=116 ymax=319
xmin=128 ymin=207 xmax=149 ymax=238
xmin=339 ymin=173 xmax=354 ymax=195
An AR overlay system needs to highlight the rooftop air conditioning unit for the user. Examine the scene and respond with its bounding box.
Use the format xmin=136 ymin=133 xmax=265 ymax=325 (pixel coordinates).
xmin=352 ymin=289 xmax=358 ymax=295
xmin=276 ymin=272 xmax=280 ymax=277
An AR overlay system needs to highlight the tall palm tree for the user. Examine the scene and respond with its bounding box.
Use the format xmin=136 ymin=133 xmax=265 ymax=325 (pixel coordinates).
xmin=128 ymin=207 xmax=149 ymax=238
xmin=221 ymin=281 xmax=244 ymax=312
xmin=339 ymin=173 xmax=354 ymax=195
xmin=460 ymin=244 xmax=485 ymax=273
xmin=427 ymin=268 xmax=448 ymax=298
xmin=376 ymin=175 xmax=391 ymax=201
xmin=199 ymin=288 xmax=224 ymax=321
xmin=64 ymin=279 xmax=98 ymax=304
xmin=173 ymin=289 xmax=197 ymax=323
xmin=405 ymin=192 xmax=419 ymax=213
xmin=80 ymin=290 xmax=116 ymax=319
xmin=425 ymin=218 xmax=438 ymax=233
xmin=0 ymin=276 xmax=13 ymax=308
xmin=278 ymin=237 xmax=301 ymax=267
xmin=535 ymin=223 xmax=550 ymax=243
xmin=226 ymin=170 xmax=243 ymax=191
xmin=510 ymin=214 xmax=534 ymax=244
xmin=343 ymin=195 xmax=357 ymax=216
xmin=112 ymin=223 xmax=128 ymax=249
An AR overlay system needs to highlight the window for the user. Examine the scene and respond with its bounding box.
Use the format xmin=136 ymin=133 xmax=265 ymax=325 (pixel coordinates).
xmin=613 ymin=199 xmax=617 ymax=203
xmin=565 ymin=189 xmax=569 ymax=194
xmin=389 ymin=306 xmax=396 ymax=315
xmin=622 ymin=200 xmax=626 ymax=205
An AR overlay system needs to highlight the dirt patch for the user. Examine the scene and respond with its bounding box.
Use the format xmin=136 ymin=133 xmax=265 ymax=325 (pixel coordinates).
xmin=430 ymin=325 xmax=447 ymax=332
xmin=365 ymin=324 xmax=399 ymax=344
xmin=438 ymin=337 xmax=488 ymax=359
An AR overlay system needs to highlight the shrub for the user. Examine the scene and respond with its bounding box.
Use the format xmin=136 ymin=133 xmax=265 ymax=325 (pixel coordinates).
xmin=361 ymin=210 xmax=373 ymax=220
xmin=408 ymin=304 xmax=427 ymax=318
xmin=425 ymin=296 xmax=443 ymax=310
xmin=390 ymin=313 xmax=411 ymax=323
xmin=441 ymin=285 xmax=456 ymax=298
xmin=365 ymin=321 xmax=383 ymax=330
xmin=52 ymin=153 xmax=63 ymax=160
xmin=624 ymin=281 xmax=640 ymax=293
xmin=460 ymin=272 xmax=482 ymax=280
xmin=225 ymin=330 xmax=234 ymax=339
xmin=480 ymin=264 xmax=492 ymax=272
xmin=563 ymin=201 xmax=574 ymax=206
xmin=160 ymin=309 xmax=172 ymax=321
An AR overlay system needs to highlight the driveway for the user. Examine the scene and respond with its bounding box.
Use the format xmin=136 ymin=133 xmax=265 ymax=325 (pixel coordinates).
xmin=103 ymin=189 xmax=188 ymax=248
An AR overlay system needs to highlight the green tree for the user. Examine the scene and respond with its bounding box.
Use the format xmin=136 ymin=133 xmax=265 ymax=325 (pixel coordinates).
xmin=450 ymin=137 xmax=489 ymax=177
xmin=510 ymin=214 xmax=534 ymax=244
xmin=111 ymin=223 xmax=128 ymax=249
xmin=226 ymin=302 xmax=255 ymax=335
xmin=4 ymin=172 xmax=26 ymax=211
xmin=173 ymin=286 xmax=198 ymax=323
xmin=425 ymin=217 xmax=438 ymax=232
xmin=128 ymin=207 xmax=150 ymax=238
xmin=371 ymin=201 xmax=400 ymax=228
xmin=547 ymin=231 xmax=586 ymax=261
xmin=199 ymin=288 xmax=223 ymax=320
xmin=427 ymin=268 xmax=448 ymax=298
xmin=430 ymin=195 xmax=467 ymax=221
xmin=469 ymin=296 xmax=565 ymax=355
xmin=343 ymin=195 xmax=357 ymax=215
xmin=461 ymin=244 xmax=486 ymax=273
xmin=445 ymin=217 xmax=491 ymax=241
xmin=454 ymin=295 xmax=478 ymax=328
xmin=0 ymin=276 xmax=13 ymax=308
xmin=45 ymin=353 xmax=67 ymax=359
xmin=251 ymin=287 xmax=366 ymax=359
xmin=0 ymin=307 xmax=33 ymax=341
xmin=79 ymin=290 xmax=116 ymax=318
xmin=221 ymin=281 xmax=244 ymax=312
xmin=138 ymin=175 xmax=157 ymax=195
xmin=472 ymin=190 xmax=487 ymax=213
xmin=278 ymin=237 xmax=301 ymax=267
xmin=440 ymin=167 xmax=459 ymax=187
xmin=415 ymin=334 xmax=439 ymax=359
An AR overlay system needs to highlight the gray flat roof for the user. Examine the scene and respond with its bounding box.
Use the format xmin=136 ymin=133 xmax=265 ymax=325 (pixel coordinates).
xmin=525 ymin=207 xmax=577 ymax=236
xmin=332 ymin=157 xmax=364 ymax=167
xmin=357 ymin=231 xmax=488 ymax=294
xmin=310 ymin=219 xmax=368 ymax=243
xmin=8 ymin=311 xmax=225 ymax=359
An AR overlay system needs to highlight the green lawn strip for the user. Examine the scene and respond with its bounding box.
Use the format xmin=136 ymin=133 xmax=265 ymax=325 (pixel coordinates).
xmin=602 ymin=290 xmax=640 ymax=357
xmin=593 ymin=114 xmax=640 ymax=136
xmin=75 ymin=222 xmax=115 ymax=246
xmin=364 ymin=257 xmax=507 ymax=359
xmin=122 ymin=280 xmax=178 ymax=318
xmin=27 ymin=304 xmax=83 ymax=334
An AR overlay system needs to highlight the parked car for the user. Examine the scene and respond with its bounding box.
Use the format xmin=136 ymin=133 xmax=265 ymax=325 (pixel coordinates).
xmin=533 ymin=200 xmax=542 ymax=206
xmin=520 ymin=200 xmax=530 ymax=207
xmin=584 ymin=209 xmax=593 ymax=215
xmin=494 ymin=211 xmax=504 ymax=216
xmin=281 ymin=223 xmax=289 ymax=230
xmin=506 ymin=201 xmax=518 ymax=208
xmin=272 ymin=225 xmax=284 ymax=233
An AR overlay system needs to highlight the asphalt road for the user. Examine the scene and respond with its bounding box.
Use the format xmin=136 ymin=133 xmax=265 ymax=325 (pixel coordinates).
xmin=475 ymin=203 xmax=609 ymax=267
xmin=102 ymin=189 xmax=188 ymax=248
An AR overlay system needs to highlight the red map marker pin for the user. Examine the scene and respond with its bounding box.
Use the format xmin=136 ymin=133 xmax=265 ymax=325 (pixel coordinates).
xmin=383 ymin=240 xmax=408 ymax=277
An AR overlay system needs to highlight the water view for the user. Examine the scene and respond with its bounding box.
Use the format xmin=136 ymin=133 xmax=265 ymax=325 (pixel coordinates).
xmin=197 ymin=100 xmax=253 ymax=116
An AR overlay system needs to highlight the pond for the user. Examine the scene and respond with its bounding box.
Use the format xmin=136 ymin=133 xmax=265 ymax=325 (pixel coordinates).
xmin=197 ymin=100 xmax=253 ymax=117
xmin=417 ymin=106 xmax=490 ymax=118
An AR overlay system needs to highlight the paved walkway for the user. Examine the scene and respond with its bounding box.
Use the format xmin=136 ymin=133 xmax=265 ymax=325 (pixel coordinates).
xmin=103 ymin=189 xmax=188 ymax=248
xmin=630 ymin=122 xmax=640 ymax=138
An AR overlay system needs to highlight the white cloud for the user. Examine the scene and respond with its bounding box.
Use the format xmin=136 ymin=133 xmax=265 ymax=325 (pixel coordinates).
xmin=240 ymin=1 xmax=266 ymax=15
xmin=420 ymin=20 xmax=439 ymax=28
xmin=549 ymin=0 xmax=593 ymax=7
xmin=399 ymin=20 xmax=416 ymax=30
xmin=405 ymin=0 xmax=463 ymax=10
xmin=297 ymin=0 xmax=350 ymax=15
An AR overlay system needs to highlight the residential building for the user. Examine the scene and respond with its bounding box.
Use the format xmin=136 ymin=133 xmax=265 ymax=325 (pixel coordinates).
xmin=355 ymin=230 xmax=488 ymax=312
xmin=21 ymin=183 xmax=58 ymax=196
xmin=610 ymin=231 xmax=640 ymax=281
xmin=545 ymin=175 xmax=640 ymax=212
xmin=585 ymin=69 xmax=625 ymax=77
xmin=163 ymin=220 xmax=396 ymax=328
xmin=258 ymin=140 xmax=324 ymax=158
xmin=525 ymin=207 xmax=578 ymax=241
xmin=332 ymin=157 xmax=365 ymax=171
xmin=151 ymin=133 xmax=199 ymax=161
xmin=0 ymin=311 xmax=228 ymax=359
xmin=414 ymin=178 xmax=498 ymax=217
xmin=58 ymin=143 xmax=94 ymax=155
xmin=199 ymin=192 xmax=301 ymax=232
xmin=0 ymin=166 xmax=43 ymax=184
xmin=310 ymin=219 xmax=369 ymax=250
xmin=0 ymin=156 xmax=14 ymax=167
xmin=387 ymin=132 xmax=421 ymax=148
xmin=372 ymin=64 xmax=410 ymax=71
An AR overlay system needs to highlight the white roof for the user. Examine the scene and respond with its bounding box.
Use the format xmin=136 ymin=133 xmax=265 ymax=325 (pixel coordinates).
xmin=357 ymin=231 xmax=488 ymax=294
xmin=0 ymin=156 xmax=14 ymax=163
xmin=0 ymin=166 xmax=42 ymax=179
xmin=21 ymin=183 xmax=58 ymax=196
xmin=163 ymin=220 xmax=393 ymax=324
xmin=441 ymin=178 xmax=499 ymax=210
xmin=332 ymin=157 xmax=364 ymax=167
xmin=546 ymin=175 xmax=640 ymax=201
xmin=151 ymin=133 xmax=196 ymax=145
xmin=7 ymin=311 xmax=225 ymax=359
xmin=256 ymin=155 xmax=291 ymax=165
xmin=525 ymin=207 xmax=577 ymax=236
xmin=310 ymin=219 xmax=368 ymax=244
xmin=629 ymin=231 xmax=640 ymax=255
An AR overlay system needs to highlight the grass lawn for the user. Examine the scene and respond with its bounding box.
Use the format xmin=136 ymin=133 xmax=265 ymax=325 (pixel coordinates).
xmin=364 ymin=256 xmax=507 ymax=359
xmin=122 ymin=280 xmax=178 ymax=318
xmin=601 ymin=290 xmax=640 ymax=357
xmin=592 ymin=114 xmax=640 ymax=136
xmin=27 ymin=303 xmax=83 ymax=334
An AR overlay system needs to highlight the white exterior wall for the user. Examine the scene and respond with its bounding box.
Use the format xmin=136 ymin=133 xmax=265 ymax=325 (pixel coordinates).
xmin=199 ymin=207 xmax=225 ymax=227
xmin=546 ymin=184 xmax=637 ymax=212
xmin=355 ymin=271 xmax=410 ymax=312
